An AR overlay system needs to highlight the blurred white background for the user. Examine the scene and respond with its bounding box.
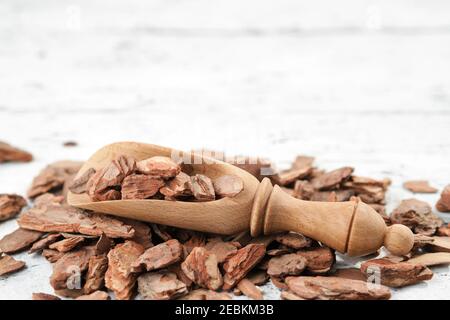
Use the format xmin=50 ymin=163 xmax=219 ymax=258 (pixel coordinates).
xmin=0 ymin=0 xmax=449 ymax=299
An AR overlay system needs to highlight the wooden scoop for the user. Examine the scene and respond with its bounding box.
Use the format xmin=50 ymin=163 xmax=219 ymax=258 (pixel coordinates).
xmin=67 ymin=142 xmax=414 ymax=257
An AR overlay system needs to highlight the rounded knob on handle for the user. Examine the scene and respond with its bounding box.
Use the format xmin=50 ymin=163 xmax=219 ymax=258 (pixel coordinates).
xmin=383 ymin=224 xmax=414 ymax=256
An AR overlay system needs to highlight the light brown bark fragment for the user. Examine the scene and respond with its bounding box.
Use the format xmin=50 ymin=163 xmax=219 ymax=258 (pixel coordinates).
xmin=223 ymin=244 xmax=266 ymax=290
xmin=0 ymin=141 xmax=33 ymax=163
xmin=0 ymin=254 xmax=25 ymax=276
xmin=267 ymin=253 xmax=307 ymax=278
xmin=0 ymin=194 xmax=27 ymax=222
xmin=403 ymin=180 xmax=438 ymax=193
xmin=105 ymin=241 xmax=145 ymax=300
xmin=285 ymin=276 xmax=391 ymax=300
xmin=436 ymin=185 xmax=450 ymax=212
xmin=132 ymin=239 xmax=182 ymax=272
xmin=121 ymin=174 xmax=164 ymax=199
xmin=181 ymin=247 xmax=223 ymax=290
xmin=136 ymin=156 xmax=180 ymax=179
xmin=213 ymin=175 xmax=244 ymax=198
xmin=69 ymin=168 xmax=96 ymax=194
xmin=190 ymin=174 xmax=215 ymax=201
xmin=0 ymin=228 xmax=43 ymax=253
xmin=137 ymin=271 xmax=187 ymax=300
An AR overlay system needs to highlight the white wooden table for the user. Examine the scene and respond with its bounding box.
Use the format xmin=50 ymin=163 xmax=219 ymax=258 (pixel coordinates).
xmin=0 ymin=0 xmax=449 ymax=299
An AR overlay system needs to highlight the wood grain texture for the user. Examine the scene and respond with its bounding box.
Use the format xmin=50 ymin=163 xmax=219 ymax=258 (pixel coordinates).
xmin=0 ymin=0 xmax=449 ymax=299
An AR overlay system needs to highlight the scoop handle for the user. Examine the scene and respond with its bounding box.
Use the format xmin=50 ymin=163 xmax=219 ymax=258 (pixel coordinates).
xmin=250 ymin=178 xmax=414 ymax=257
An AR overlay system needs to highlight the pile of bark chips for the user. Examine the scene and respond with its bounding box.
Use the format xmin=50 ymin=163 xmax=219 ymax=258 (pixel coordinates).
xmin=1 ymin=143 xmax=450 ymax=300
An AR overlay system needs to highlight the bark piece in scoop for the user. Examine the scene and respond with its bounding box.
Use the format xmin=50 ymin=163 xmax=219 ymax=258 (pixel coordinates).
xmin=0 ymin=194 xmax=27 ymax=222
xmin=275 ymin=232 xmax=312 ymax=250
xmin=360 ymin=258 xmax=433 ymax=288
xmin=49 ymin=236 xmax=84 ymax=253
xmin=138 ymin=271 xmax=187 ymax=300
xmin=69 ymin=168 xmax=96 ymax=194
xmin=136 ymin=156 xmax=180 ymax=179
xmin=390 ymin=199 xmax=443 ymax=236
xmin=436 ymin=185 xmax=450 ymax=212
xmin=105 ymin=241 xmax=145 ymax=300
xmin=84 ymin=254 xmax=109 ymax=294
xmin=0 ymin=254 xmax=25 ymax=276
xmin=222 ymin=243 xmax=266 ymax=290
xmin=160 ymin=172 xmax=192 ymax=200
xmin=132 ymin=239 xmax=182 ymax=272
xmin=0 ymin=141 xmax=33 ymax=163
xmin=121 ymin=174 xmax=164 ymax=200
xmin=311 ymin=167 xmax=354 ymax=190
xmin=17 ymin=204 xmax=135 ymax=239
xmin=28 ymin=161 xmax=82 ymax=198
xmin=213 ymin=175 xmax=244 ymax=198
xmin=50 ymin=246 xmax=95 ymax=290
xmin=181 ymin=247 xmax=223 ymax=290
xmin=0 ymin=228 xmax=43 ymax=253
xmin=190 ymin=174 xmax=215 ymax=201
xmin=285 ymin=276 xmax=391 ymax=300
xmin=87 ymin=156 xmax=136 ymax=201
xmin=296 ymin=247 xmax=335 ymax=274
xmin=267 ymin=253 xmax=307 ymax=278
xmin=403 ymin=180 xmax=438 ymax=193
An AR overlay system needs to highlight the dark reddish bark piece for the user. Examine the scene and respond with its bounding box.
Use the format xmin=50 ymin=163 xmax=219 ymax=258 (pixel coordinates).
xmin=275 ymin=232 xmax=312 ymax=249
xmin=76 ymin=291 xmax=109 ymax=300
xmin=360 ymin=258 xmax=433 ymax=287
xmin=121 ymin=174 xmax=164 ymax=200
xmin=310 ymin=190 xmax=355 ymax=202
xmin=390 ymin=199 xmax=443 ymax=236
xmin=222 ymin=243 xmax=266 ymax=290
xmin=272 ymin=166 xmax=312 ymax=187
xmin=311 ymin=167 xmax=354 ymax=190
xmin=69 ymin=168 xmax=96 ymax=194
xmin=190 ymin=174 xmax=215 ymax=201
xmin=94 ymin=233 xmax=114 ymax=255
xmin=267 ymin=253 xmax=307 ymax=278
xmin=285 ymin=276 xmax=391 ymax=300
xmin=437 ymin=224 xmax=450 ymax=237
xmin=0 ymin=141 xmax=33 ymax=163
xmin=0 ymin=228 xmax=43 ymax=253
xmin=227 ymin=156 xmax=274 ymax=181
xmin=84 ymin=254 xmax=109 ymax=294
xmin=293 ymin=180 xmax=315 ymax=200
xmin=49 ymin=236 xmax=84 ymax=253
xmin=136 ymin=156 xmax=180 ymax=179
xmin=33 ymin=193 xmax=65 ymax=207
xmin=50 ymin=246 xmax=95 ymax=290
xmin=296 ymin=247 xmax=335 ymax=274
xmin=119 ymin=218 xmax=152 ymax=249
xmin=0 ymin=194 xmax=27 ymax=222
xmin=181 ymin=247 xmax=223 ymax=290
xmin=132 ymin=239 xmax=182 ymax=272
xmin=29 ymin=233 xmax=62 ymax=253
xmin=213 ymin=175 xmax=244 ymax=198
xmin=403 ymin=180 xmax=438 ymax=193
xmin=0 ymin=254 xmax=25 ymax=276
xmin=137 ymin=271 xmax=187 ymax=300
xmin=32 ymin=292 xmax=61 ymax=300
xmin=246 ymin=270 xmax=269 ymax=286
xmin=105 ymin=241 xmax=145 ymax=300
xmin=160 ymin=172 xmax=192 ymax=200
xmin=151 ymin=224 xmax=172 ymax=242
xmin=204 ymin=237 xmax=240 ymax=263
xmin=28 ymin=161 xmax=82 ymax=198
xmin=87 ymin=156 xmax=136 ymax=201
xmin=42 ymin=249 xmax=65 ymax=263
xmin=333 ymin=268 xmax=367 ymax=282
xmin=436 ymin=185 xmax=450 ymax=212
xmin=17 ymin=204 xmax=135 ymax=238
